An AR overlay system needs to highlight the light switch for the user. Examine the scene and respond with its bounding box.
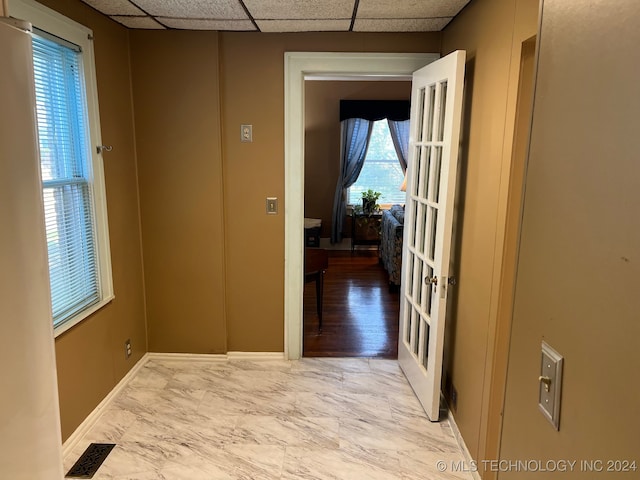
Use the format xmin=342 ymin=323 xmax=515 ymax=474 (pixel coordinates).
xmin=538 ymin=341 xmax=563 ymax=430
xmin=266 ymin=197 xmax=278 ymax=215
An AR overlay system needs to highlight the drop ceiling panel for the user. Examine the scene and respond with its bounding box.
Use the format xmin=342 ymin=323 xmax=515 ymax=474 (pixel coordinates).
xmin=82 ymin=0 xmax=145 ymax=16
xmin=162 ymin=18 xmax=257 ymax=30
xmin=354 ymin=18 xmax=452 ymax=32
xmin=110 ymin=15 xmax=166 ymax=29
xmin=133 ymin=0 xmax=249 ymax=19
xmin=244 ymin=0 xmax=354 ymax=20
xmin=257 ymin=19 xmax=351 ymax=33
xmin=357 ymin=0 xmax=471 ymax=19
xmin=79 ymin=0 xmax=471 ymax=31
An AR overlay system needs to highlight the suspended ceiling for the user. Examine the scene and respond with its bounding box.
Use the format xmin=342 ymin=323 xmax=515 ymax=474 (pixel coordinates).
xmin=80 ymin=0 xmax=472 ymax=32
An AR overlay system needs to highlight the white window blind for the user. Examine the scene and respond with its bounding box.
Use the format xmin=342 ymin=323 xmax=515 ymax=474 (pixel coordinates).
xmin=32 ymin=32 xmax=100 ymax=326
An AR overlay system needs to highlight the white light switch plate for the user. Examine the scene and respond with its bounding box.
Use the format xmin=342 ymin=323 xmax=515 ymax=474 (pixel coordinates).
xmin=538 ymin=341 xmax=563 ymax=430
xmin=266 ymin=197 xmax=278 ymax=215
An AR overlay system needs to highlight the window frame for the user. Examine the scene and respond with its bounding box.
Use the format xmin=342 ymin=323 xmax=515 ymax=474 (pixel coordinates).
xmin=10 ymin=0 xmax=114 ymax=337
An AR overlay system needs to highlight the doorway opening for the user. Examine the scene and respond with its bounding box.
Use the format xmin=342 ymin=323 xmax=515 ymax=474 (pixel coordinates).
xmin=284 ymin=52 xmax=439 ymax=360
xmin=302 ymin=80 xmax=411 ymax=358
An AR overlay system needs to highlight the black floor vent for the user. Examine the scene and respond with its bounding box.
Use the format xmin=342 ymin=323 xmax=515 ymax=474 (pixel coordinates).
xmin=65 ymin=443 xmax=116 ymax=478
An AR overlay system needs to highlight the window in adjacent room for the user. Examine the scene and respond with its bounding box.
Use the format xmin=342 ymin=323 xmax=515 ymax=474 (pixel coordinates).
xmin=348 ymin=119 xmax=408 ymax=206
xmin=12 ymin=0 xmax=114 ymax=335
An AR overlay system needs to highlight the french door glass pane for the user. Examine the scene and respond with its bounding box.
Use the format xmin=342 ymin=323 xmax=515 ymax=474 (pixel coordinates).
xmin=416 ymin=87 xmax=426 ymax=142
xmin=420 ymin=146 xmax=431 ymax=199
xmin=432 ymin=147 xmax=443 ymax=203
xmin=428 ymin=208 xmax=438 ymax=262
xmin=438 ymin=81 xmax=448 ymax=142
xmin=426 ymin=85 xmax=436 ymax=141
xmin=412 ymin=145 xmax=422 ymax=196
xmin=420 ymin=320 xmax=431 ymax=369
xmin=412 ymin=307 xmax=419 ymax=356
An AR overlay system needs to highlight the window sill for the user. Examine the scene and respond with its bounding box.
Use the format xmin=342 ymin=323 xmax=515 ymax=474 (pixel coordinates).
xmin=347 ymin=204 xmax=396 ymax=212
xmin=53 ymin=294 xmax=115 ymax=338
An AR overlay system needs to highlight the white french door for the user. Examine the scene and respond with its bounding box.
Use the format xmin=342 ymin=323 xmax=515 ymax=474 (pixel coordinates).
xmin=398 ymin=50 xmax=466 ymax=421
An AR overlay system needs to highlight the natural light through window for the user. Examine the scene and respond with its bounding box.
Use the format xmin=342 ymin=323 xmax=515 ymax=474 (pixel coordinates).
xmin=348 ymin=120 xmax=407 ymax=206
xmin=14 ymin=0 xmax=114 ymax=336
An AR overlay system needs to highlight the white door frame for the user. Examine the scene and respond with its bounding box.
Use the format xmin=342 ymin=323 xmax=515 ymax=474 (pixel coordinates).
xmin=284 ymin=51 xmax=439 ymax=359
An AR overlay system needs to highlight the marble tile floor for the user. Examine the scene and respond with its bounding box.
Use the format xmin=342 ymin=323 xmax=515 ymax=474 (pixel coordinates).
xmin=64 ymin=357 xmax=474 ymax=480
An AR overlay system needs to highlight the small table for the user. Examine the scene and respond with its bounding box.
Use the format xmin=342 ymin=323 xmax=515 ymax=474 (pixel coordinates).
xmin=304 ymin=248 xmax=328 ymax=331
xmin=351 ymin=212 xmax=383 ymax=253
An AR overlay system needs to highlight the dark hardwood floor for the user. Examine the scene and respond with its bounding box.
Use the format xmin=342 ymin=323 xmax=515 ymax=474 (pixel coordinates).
xmin=303 ymin=250 xmax=400 ymax=358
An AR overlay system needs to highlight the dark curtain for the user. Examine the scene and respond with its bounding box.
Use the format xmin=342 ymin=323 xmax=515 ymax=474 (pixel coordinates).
xmin=331 ymin=118 xmax=373 ymax=243
xmin=340 ymin=100 xmax=410 ymax=122
xmin=387 ymin=119 xmax=411 ymax=172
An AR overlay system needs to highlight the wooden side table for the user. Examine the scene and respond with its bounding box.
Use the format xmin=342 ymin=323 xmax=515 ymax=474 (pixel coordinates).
xmin=351 ymin=212 xmax=382 ymax=253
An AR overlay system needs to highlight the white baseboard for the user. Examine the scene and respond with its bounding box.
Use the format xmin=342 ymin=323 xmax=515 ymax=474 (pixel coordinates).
xmin=448 ymin=409 xmax=483 ymax=480
xmin=61 ymin=353 xmax=150 ymax=458
xmin=148 ymin=351 xmax=285 ymax=362
xmin=146 ymin=352 xmax=228 ymax=362
xmin=227 ymin=351 xmax=286 ymax=361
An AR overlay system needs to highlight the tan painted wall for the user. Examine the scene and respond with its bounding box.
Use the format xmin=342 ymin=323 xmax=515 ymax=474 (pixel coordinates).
xmin=34 ymin=0 xmax=147 ymax=440
xmin=440 ymin=0 xmax=539 ymax=463
xmin=129 ymin=31 xmax=227 ymax=354
xmin=219 ymin=32 xmax=440 ymax=351
xmin=500 ymin=0 xmax=640 ymax=476
xmin=304 ymin=81 xmax=411 ymax=238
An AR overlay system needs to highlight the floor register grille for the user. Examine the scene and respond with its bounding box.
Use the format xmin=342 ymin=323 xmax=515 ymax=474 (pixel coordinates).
xmin=65 ymin=443 xmax=115 ymax=478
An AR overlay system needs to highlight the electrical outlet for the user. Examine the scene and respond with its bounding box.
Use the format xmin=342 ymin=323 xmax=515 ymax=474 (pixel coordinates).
xmin=124 ymin=339 xmax=132 ymax=359
xmin=241 ymin=124 xmax=252 ymax=142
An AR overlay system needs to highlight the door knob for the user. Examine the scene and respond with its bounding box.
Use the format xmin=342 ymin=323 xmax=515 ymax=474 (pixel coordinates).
xmin=424 ymin=276 xmax=438 ymax=286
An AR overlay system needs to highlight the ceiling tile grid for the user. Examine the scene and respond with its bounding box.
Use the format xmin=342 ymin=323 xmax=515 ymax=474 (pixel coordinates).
xmin=357 ymin=0 xmax=471 ymax=19
xmin=82 ymin=0 xmax=145 ymax=16
xmin=80 ymin=0 xmax=472 ymax=32
xmin=257 ymin=18 xmax=352 ymax=33
xmin=162 ymin=18 xmax=256 ymax=30
xmin=244 ymin=0 xmax=354 ymax=20
xmin=133 ymin=0 xmax=249 ymax=19
xmin=111 ymin=15 xmax=166 ymax=29
xmin=354 ymin=17 xmax=453 ymax=32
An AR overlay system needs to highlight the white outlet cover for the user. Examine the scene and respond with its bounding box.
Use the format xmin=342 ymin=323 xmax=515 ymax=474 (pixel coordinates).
xmin=241 ymin=124 xmax=252 ymax=142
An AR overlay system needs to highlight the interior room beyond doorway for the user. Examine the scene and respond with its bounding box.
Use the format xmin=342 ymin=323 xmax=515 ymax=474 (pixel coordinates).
xmin=303 ymin=79 xmax=411 ymax=358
